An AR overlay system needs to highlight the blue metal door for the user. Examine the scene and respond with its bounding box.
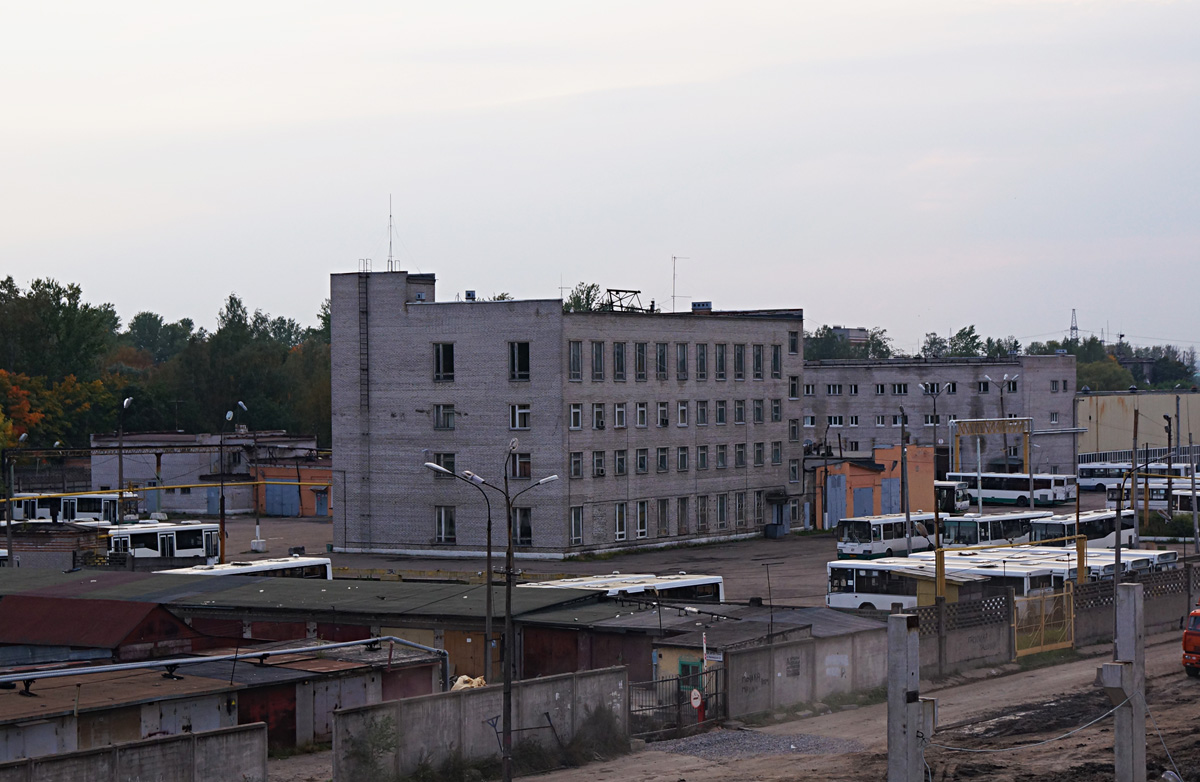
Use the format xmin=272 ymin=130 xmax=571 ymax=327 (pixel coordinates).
xmin=315 ymin=491 xmax=328 ymax=516
xmin=207 ymin=488 xmax=219 ymax=515
xmin=825 ymin=474 xmax=846 ymax=528
xmin=266 ymin=484 xmax=301 ymax=516
xmin=853 ymin=487 xmax=874 ymax=517
xmin=881 ymin=478 xmax=901 ymax=514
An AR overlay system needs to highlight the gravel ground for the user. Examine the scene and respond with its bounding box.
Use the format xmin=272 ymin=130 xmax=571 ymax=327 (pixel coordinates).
xmin=650 ymin=727 xmax=864 ymax=760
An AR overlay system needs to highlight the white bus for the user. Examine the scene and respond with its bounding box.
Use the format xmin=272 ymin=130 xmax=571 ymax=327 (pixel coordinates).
xmin=100 ymin=520 xmax=221 ymax=563
xmin=835 ymin=513 xmax=938 ymax=559
xmin=12 ymin=492 xmax=119 ymax=522
xmin=1077 ymin=462 xmax=1193 ymax=493
xmin=1106 ymin=482 xmax=1173 ymax=511
xmin=934 ymin=481 xmax=970 ymax=514
xmin=826 ymin=558 xmax=1053 ymax=610
xmin=1029 ymin=509 xmax=1136 ymax=549
xmin=158 ymin=555 xmax=333 ymax=579
xmin=521 ymin=572 xmax=725 ymax=603
xmin=939 ymin=510 xmax=1052 ymax=548
xmin=1171 ymin=489 xmax=1200 ymax=513
xmin=946 ymin=472 xmax=1077 ymax=507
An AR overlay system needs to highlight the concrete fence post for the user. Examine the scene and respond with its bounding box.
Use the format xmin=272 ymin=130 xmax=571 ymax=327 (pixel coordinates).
xmin=935 ymin=596 xmax=947 ymax=678
xmin=887 ymin=613 xmax=923 ymax=782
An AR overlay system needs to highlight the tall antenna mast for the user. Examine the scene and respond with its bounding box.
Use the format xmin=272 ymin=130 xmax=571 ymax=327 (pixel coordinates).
xmin=387 ymin=195 xmax=395 ymax=271
xmin=1070 ymin=309 xmax=1079 ymax=343
xmin=671 ymin=255 xmax=689 ymax=313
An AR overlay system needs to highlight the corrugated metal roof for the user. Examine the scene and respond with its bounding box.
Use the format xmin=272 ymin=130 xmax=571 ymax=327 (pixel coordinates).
xmin=0 ymin=595 xmax=163 ymax=649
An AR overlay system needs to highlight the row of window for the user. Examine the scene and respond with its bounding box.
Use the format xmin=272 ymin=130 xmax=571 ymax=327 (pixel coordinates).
xmin=568 ymin=399 xmax=787 ymax=430
xmin=803 ymin=380 xmax=1025 ymax=397
xmin=568 ymin=340 xmax=791 ymax=383
xmin=567 ymin=445 xmax=799 ymax=477
xmin=801 ymin=412 xmax=1061 ymax=427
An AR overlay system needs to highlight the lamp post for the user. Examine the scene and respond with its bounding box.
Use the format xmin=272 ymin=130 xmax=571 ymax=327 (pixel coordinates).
xmin=424 ymin=461 xmax=496 ymax=682
xmin=1164 ymin=415 xmax=1173 ymax=514
xmin=117 ymin=397 xmax=133 ymax=522
xmin=924 ymin=381 xmax=946 ymax=480
xmin=983 ymin=374 xmax=1018 ymax=473
xmin=4 ymin=433 xmax=29 ymax=567
xmin=219 ymin=409 xmax=233 ymax=564
xmin=430 ymin=442 xmax=557 ymax=782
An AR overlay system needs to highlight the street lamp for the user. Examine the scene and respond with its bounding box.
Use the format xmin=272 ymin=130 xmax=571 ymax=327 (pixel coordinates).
xmin=219 ymin=409 xmax=234 ymax=564
xmin=923 ymin=381 xmax=946 ymax=479
xmin=117 ymin=397 xmax=133 ymax=522
xmin=429 ymin=443 xmax=557 ymax=782
xmin=4 ymin=433 xmax=29 ymax=567
xmin=982 ymin=374 xmax=1018 ymax=473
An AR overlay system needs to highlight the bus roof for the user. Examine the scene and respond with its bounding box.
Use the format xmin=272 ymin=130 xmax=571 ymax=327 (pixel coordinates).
xmin=155 ymin=556 xmax=331 ymax=575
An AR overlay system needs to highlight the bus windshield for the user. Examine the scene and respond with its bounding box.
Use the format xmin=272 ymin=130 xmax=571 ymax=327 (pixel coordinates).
xmin=838 ymin=520 xmax=872 ymax=543
xmin=941 ymin=519 xmax=978 ymax=546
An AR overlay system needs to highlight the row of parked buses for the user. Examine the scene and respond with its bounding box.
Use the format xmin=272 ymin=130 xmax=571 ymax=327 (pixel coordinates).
xmin=10 ymin=492 xmax=121 ymax=522
xmin=1077 ymin=461 xmax=1195 ymax=493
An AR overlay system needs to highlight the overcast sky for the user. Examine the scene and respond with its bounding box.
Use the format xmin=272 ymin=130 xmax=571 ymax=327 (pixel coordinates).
xmin=3 ymin=1 xmax=1197 ymax=354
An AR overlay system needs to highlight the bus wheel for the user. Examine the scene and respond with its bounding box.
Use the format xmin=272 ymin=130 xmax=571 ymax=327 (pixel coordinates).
xmin=859 ymin=603 xmax=876 ymax=611
xmin=1187 ymin=666 xmax=1200 ymax=678
xmin=1016 ymin=496 xmax=1028 ymax=507
xmin=884 ymin=549 xmax=893 ymax=557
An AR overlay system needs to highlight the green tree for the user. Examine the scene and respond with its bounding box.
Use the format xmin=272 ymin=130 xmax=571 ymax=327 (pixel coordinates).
xmin=859 ymin=327 xmax=894 ymax=359
xmin=0 ymin=277 xmax=119 ymax=382
xmin=946 ymin=325 xmax=983 ymax=357
xmin=984 ymin=336 xmax=1021 ymax=358
xmin=921 ymin=332 xmax=948 ymax=358
xmin=1077 ymin=358 xmax=1135 ymax=392
xmin=562 ymin=282 xmax=603 ymax=313
xmin=804 ymin=326 xmax=855 ymax=360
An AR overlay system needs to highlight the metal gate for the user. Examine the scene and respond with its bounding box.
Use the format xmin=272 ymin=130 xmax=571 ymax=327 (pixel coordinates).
xmin=1013 ymin=584 xmax=1074 ymax=656
xmin=825 ymin=474 xmax=846 ymax=528
xmin=629 ymin=666 xmax=723 ymax=738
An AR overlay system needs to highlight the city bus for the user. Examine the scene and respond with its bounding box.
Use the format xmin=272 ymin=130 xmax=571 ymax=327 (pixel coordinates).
xmin=940 ymin=510 xmax=1052 ymax=548
xmin=1077 ymin=462 xmax=1193 ymax=493
xmin=158 ymin=555 xmax=333 ymax=579
xmin=521 ymin=572 xmax=725 ymax=602
xmin=825 ymin=557 xmax=1053 ymax=610
xmin=11 ymin=492 xmax=119 ymax=522
xmin=946 ymin=472 xmax=1077 ymax=507
xmin=1171 ymin=489 xmax=1200 ymax=513
xmin=834 ymin=512 xmax=938 ymax=559
xmin=1106 ymin=482 xmax=1173 ymax=512
xmin=1029 ymin=509 xmax=1136 ymax=549
xmin=101 ymin=520 xmax=221 ymax=563
xmin=934 ymin=481 xmax=970 ymax=514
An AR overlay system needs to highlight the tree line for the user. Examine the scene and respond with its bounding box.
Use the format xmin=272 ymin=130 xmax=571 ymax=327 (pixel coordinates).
xmin=0 ymin=277 xmax=331 ymax=450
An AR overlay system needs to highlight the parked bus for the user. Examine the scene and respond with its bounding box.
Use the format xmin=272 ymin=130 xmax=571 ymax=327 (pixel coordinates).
xmin=934 ymin=481 xmax=970 ymax=514
xmin=946 ymin=472 xmax=1077 ymax=507
xmin=1077 ymin=462 xmax=1193 ymax=493
xmin=826 ymin=557 xmax=1053 ymax=610
xmin=940 ymin=510 xmax=1052 ymax=548
xmin=1171 ymin=489 xmax=1200 ymax=513
xmin=834 ymin=512 xmax=938 ymax=559
xmin=1106 ymin=482 xmax=1173 ymax=511
xmin=1029 ymin=509 xmax=1136 ymax=548
xmin=521 ymin=572 xmax=725 ymax=603
xmin=11 ymin=492 xmax=119 ymax=522
xmin=158 ymin=555 xmax=333 ymax=579
xmin=101 ymin=520 xmax=221 ymax=563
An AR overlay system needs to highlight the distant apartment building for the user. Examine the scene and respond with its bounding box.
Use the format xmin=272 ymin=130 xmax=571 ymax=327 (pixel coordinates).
xmin=330 ymin=271 xmax=805 ymax=558
xmin=801 ymin=355 xmax=1077 ymax=475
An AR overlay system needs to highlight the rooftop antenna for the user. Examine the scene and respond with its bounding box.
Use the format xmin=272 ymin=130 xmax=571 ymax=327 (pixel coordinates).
xmin=1070 ymin=309 xmax=1079 ymax=343
xmin=671 ymin=255 xmax=689 ymax=313
xmin=387 ymin=195 xmax=396 ymax=271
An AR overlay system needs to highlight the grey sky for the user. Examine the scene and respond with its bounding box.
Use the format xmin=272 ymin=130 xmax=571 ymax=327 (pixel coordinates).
xmin=3 ymin=1 xmax=1197 ymax=354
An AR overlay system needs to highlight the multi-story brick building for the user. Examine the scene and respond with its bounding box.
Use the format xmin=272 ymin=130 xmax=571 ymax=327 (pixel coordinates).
xmin=330 ymin=270 xmax=805 ymax=558
xmin=802 ymin=355 xmax=1078 ymax=476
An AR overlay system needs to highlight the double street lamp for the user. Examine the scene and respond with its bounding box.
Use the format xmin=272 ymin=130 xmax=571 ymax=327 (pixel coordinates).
xmin=424 ymin=442 xmax=558 ymax=782
xmin=983 ymin=373 xmax=1019 ymax=473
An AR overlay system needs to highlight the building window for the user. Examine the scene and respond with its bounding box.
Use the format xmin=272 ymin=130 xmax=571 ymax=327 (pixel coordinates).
xmin=509 ymin=453 xmax=532 ymax=479
xmin=570 ymin=506 xmax=584 ymax=545
xmin=677 ymin=401 xmax=689 ymax=427
xmin=875 ymin=383 xmax=886 ymax=395
xmin=593 ymin=403 xmax=606 ymax=429
xmin=716 ymin=494 xmax=728 ymax=529
xmin=715 ymin=400 xmax=727 ymax=425
xmin=636 ymin=501 xmax=649 ymax=538
xmin=788 ymin=376 xmax=799 ymax=399
xmin=876 ymin=415 xmax=886 ymax=427
xmin=1007 ymin=444 xmax=1020 ymax=458
xmin=946 ymin=382 xmax=957 ymax=394
xmin=922 ymin=382 xmax=940 ymax=395
xmin=771 ymin=441 xmax=782 ymax=465
xmin=1062 ymin=379 xmax=1070 ymax=393
xmin=510 ymin=404 xmax=530 ymax=430
xmin=511 ymin=507 xmax=532 ymax=545
xmin=892 ymin=414 xmax=908 ymax=427
xmin=846 ymin=440 xmax=860 ymax=451
xmin=789 ymin=459 xmax=800 ymax=483
xmin=827 ymin=384 xmax=842 ymax=396
xmin=848 ymin=384 xmax=858 ymax=396
xmin=591 ymin=341 xmax=605 ymax=381
xmin=1006 ymin=379 xmax=1018 ymax=393
xmin=656 ymin=343 xmax=669 ymax=380
xmin=1050 ymin=412 xmax=1060 ymax=424
xmin=735 ymin=443 xmax=747 ymax=468
xmin=657 ymin=498 xmax=670 ymax=536
xmin=433 ymin=452 xmax=456 ymax=476
xmin=752 ymin=344 xmax=763 ymax=380
xmin=657 ymin=446 xmax=669 ymax=472
xmin=676 ymin=343 xmax=688 ymax=380
xmin=569 ymin=403 xmax=582 ymax=429
xmin=735 ymin=492 xmax=747 ymax=527
xmin=734 ymin=399 xmax=746 ymax=424
xmin=753 ymin=399 xmax=764 ymax=424
xmin=696 ymin=344 xmax=708 ymax=380
xmin=803 ymin=384 xmax=815 ymax=397
xmin=891 ymin=383 xmax=908 ymax=395
xmin=635 ymin=342 xmax=648 ymax=381
xmin=771 ymin=399 xmax=781 ymax=422
xmin=677 ymin=446 xmax=689 ymax=471
xmin=754 ymin=491 xmax=765 ymax=525
xmin=734 ymin=344 xmax=746 ymax=380
xmin=677 ymin=497 xmax=690 ymax=535
xmin=697 ymin=496 xmax=709 ymax=531
xmin=569 ymin=452 xmax=583 ymax=478
xmin=716 ymin=444 xmax=728 ymax=469
xmin=924 ymin=414 xmax=939 ymax=426
xmin=636 ymin=448 xmax=649 ymax=474
xmin=1051 ymin=379 xmax=1059 ymax=392
xmin=697 ymin=401 xmax=709 ymax=426
xmin=434 ymin=404 xmax=455 ymax=430
xmin=697 ymin=445 xmax=709 ymax=470
xmin=788 ymin=331 xmax=799 ymax=354
xmin=613 ymin=342 xmax=626 ymax=382
xmin=636 ymin=402 xmax=648 ymax=428
xmin=592 ymin=450 xmax=606 ymax=477
xmin=615 ymin=502 xmax=627 ymax=541
xmin=804 ymin=415 xmax=816 ymax=427
xmin=510 ymin=341 xmax=530 ymax=381
xmin=435 ymin=506 xmax=456 ymax=543
xmin=433 ymin=343 xmax=454 ymax=382
xmin=753 ymin=442 xmax=764 ymax=466
xmin=657 ymin=402 xmax=670 ymax=428
xmin=614 ymin=449 xmax=627 ymax=476
xmin=789 ymin=419 xmax=800 ymax=441
xmin=977 ymin=380 xmax=990 ymax=394
xmin=568 ymin=341 xmax=582 ymax=381
xmin=771 ymin=345 xmax=782 ymax=379
xmin=715 ymin=344 xmax=727 ymax=380
xmin=827 ymin=415 xmax=843 ymax=427
xmin=614 ymin=403 xmax=626 ymax=429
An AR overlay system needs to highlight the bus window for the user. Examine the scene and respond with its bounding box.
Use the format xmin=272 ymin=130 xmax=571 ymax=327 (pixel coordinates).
xmin=829 ymin=569 xmax=854 ymax=593
xmin=130 ymin=533 xmax=159 ymax=552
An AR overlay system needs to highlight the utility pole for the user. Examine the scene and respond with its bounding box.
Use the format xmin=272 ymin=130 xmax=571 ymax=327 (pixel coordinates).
xmin=1191 ymin=434 xmax=1198 ymax=556
xmin=1164 ymin=416 xmax=1173 ymax=522
xmin=900 ymin=406 xmax=912 ymax=554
